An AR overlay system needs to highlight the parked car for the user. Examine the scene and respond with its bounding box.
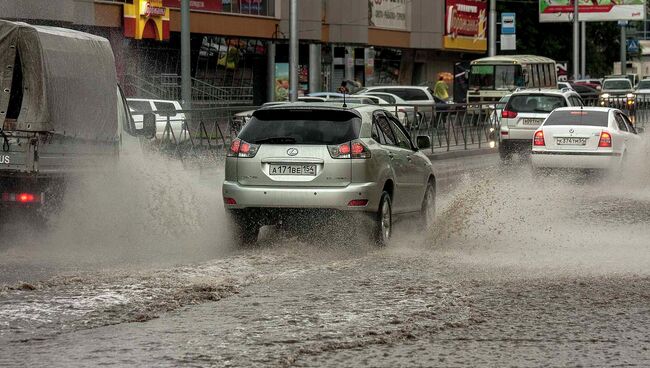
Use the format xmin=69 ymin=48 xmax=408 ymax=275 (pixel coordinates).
xmin=532 ymin=107 xmax=642 ymax=171
xmin=354 ymin=86 xmax=452 ymax=111
xmin=222 ymin=103 xmax=437 ymax=246
xmin=599 ymin=78 xmax=635 ymax=109
xmin=362 ymin=91 xmax=421 ymax=127
xmin=499 ymin=88 xmax=584 ymax=161
xmin=127 ymin=98 xmax=189 ymax=142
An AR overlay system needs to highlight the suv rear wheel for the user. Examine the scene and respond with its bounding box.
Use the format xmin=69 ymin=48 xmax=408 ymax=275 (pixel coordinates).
xmin=373 ymin=191 xmax=392 ymax=246
xmin=499 ymin=141 xmax=512 ymax=162
xmin=229 ymin=211 xmax=260 ymax=246
xmin=420 ymin=182 xmax=436 ymax=229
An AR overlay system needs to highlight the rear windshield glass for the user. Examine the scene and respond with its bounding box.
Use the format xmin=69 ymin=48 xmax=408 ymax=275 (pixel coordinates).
xmin=603 ymin=80 xmax=632 ymax=90
xmin=240 ymin=109 xmax=362 ymax=145
xmin=543 ymin=110 xmax=609 ymax=127
xmin=506 ymin=95 xmax=566 ymax=113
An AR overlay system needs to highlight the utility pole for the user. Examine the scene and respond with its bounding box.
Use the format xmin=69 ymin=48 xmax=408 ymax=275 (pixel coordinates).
xmin=620 ymin=22 xmax=627 ymax=74
xmin=488 ymin=0 xmax=496 ymax=56
xmin=181 ymin=0 xmax=191 ymax=109
xmin=289 ymin=0 xmax=298 ymax=102
xmin=580 ymin=21 xmax=586 ymax=78
xmin=572 ymin=0 xmax=579 ymax=80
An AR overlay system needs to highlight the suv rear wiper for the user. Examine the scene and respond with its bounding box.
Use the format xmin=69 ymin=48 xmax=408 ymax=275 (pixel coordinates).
xmin=254 ymin=136 xmax=297 ymax=144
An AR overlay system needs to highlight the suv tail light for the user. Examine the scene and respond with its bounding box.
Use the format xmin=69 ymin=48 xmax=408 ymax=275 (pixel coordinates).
xmin=227 ymin=138 xmax=259 ymax=158
xmin=501 ymin=109 xmax=518 ymax=119
xmin=598 ymin=131 xmax=612 ymax=147
xmin=328 ymin=140 xmax=371 ymax=159
xmin=533 ymin=130 xmax=545 ymax=146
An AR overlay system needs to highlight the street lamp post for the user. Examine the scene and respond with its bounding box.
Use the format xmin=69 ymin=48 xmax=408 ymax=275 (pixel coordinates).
xmin=181 ymin=0 xmax=191 ymax=109
xmin=488 ymin=0 xmax=496 ymax=56
xmin=573 ymin=0 xmax=579 ymax=80
xmin=289 ymin=0 xmax=298 ymax=102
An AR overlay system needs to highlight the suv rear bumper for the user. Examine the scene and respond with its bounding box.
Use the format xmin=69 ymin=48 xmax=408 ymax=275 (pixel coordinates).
xmin=222 ymin=181 xmax=380 ymax=211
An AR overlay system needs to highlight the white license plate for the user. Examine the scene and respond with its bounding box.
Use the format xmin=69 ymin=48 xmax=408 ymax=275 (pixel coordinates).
xmin=556 ymin=137 xmax=587 ymax=146
xmin=269 ymin=164 xmax=317 ymax=176
xmin=521 ymin=118 xmax=543 ymax=126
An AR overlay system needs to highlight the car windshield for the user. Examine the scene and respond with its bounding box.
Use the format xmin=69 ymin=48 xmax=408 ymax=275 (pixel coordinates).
xmin=128 ymin=100 xmax=153 ymax=112
xmin=637 ymin=80 xmax=650 ymax=89
xmin=239 ymin=109 xmax=362 ymax=145
xmin=153 ymin=101 xmax=178 ymax=117
xmin=603 ymin=80 xmax=632 ymax=90
xmin=506 ymin=94 xmax=566 ymax=113
xmin=543 ymin=110 xmax=609 ymax=127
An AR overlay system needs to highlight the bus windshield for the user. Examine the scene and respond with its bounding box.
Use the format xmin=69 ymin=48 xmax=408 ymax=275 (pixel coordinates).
xmin=469 ymin=65 xmax=523 ymax=91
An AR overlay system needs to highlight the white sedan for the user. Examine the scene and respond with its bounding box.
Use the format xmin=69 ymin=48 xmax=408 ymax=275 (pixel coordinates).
xmin=531 ymin=107 xmax=642 ymax=171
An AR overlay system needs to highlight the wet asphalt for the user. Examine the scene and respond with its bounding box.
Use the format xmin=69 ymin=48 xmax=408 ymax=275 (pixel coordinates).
xmin=1 ymin=152 xmax=650 ymax=367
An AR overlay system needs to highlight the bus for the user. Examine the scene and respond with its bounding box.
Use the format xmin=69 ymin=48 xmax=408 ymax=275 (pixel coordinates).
xmin=467 ymin=55 xmax=557 ymax=103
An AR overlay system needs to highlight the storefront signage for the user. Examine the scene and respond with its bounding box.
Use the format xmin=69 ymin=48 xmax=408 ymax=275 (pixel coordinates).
xmin=368 ymin=0 xmax=409 ymax=30
xmin=124 ymin=0 xmax=170 ymax=41
xmin=162 ymin=0 xmax=223 ymax=13
xmin=443 ymin=0 xmax=487 ymax=52
xmin=539 ymin=0 xmax=644 ymax=22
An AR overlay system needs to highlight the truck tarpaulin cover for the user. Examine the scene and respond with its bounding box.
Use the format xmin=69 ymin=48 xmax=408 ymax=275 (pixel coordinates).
xmin=0 ymin=20 xmax=118 ymax=141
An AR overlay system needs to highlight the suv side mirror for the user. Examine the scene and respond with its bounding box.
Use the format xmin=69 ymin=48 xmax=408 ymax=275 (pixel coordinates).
xmin=139 ymin=113 xmax=157 ymax=139
xmin=416 ymin=135 xmax=431 ymax=150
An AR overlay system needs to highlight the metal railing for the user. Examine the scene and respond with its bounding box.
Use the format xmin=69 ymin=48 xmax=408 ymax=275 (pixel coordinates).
xmin=129 ymin=97 xmax=650 ymax=161
xmin=124 ymin=74 xmax=255 ymax=105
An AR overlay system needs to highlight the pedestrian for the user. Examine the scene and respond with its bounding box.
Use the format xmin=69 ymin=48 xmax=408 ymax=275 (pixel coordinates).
xmin=337 ymin=81 xmax=350 ymax=94
xmin=434 ymin=75 xmax=449 ymax=101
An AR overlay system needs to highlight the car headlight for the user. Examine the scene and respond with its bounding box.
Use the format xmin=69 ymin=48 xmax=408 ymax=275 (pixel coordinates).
xmin=600 ymin=93 xmax=610 ymax=99
xmin=627 ymin=93 xmax=635 ymax=98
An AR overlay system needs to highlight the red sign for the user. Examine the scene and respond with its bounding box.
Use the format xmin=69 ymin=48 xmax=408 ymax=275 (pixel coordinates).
xmin=162 ymin=0 xmax=222 ymax=13
xmin=443 ymin=0 xmax=487 ymax=51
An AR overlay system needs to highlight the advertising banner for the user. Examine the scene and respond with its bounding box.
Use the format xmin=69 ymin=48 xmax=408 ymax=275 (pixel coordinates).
xmin=368 ymin=0 xmax=409 ymax=30
xmin=162 ymin=0 xmax=223 ymax=13
xmin=443 ymin=0 xmax=488 ymax=52
xmin=539 ymin=0 xmax=644 ymax=22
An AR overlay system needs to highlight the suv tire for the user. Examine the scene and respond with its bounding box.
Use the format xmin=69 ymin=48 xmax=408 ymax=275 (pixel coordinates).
xmin=229 ymin=211 xmax=260 ymax=246
xmin=373 ymin=191 xmax=392 ymax=246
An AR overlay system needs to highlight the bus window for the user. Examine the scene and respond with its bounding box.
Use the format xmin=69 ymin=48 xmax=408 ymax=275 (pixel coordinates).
xmin=495 ymin=65 xmax=520 ymax=90
xmin=532 ymin=64 xmax=540 ymax=87
xmin=469 ymin=65 xmax=495 ymax=90
xmin=549 ymin=64 xmax=557 ymax=85
xmin=542 ymin=64 xmax=548 ymax=86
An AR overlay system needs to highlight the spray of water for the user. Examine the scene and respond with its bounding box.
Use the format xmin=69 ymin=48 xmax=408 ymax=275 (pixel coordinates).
xmin=0 ymin=152 xmax=234 ymax=269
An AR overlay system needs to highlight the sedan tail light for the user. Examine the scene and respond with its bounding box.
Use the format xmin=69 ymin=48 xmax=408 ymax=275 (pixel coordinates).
xmin=598 ymin=131 xmax=612 ymax=147
xmin=533 ymin=130 xmax=545 ymax=146
xmin=501 ymin=109 xmax=518 ymax=119
xmin=328 ymin=140 xmax=371 ymax=159
xmin=227 ymin=138 xmax=259 ymax=158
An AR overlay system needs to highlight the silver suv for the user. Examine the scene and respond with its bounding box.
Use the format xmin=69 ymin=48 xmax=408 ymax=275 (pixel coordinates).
xmin=222 ymin=103 xmax=437 ymax=246
xmin=499 ymin=88 xmax=583 ymax=161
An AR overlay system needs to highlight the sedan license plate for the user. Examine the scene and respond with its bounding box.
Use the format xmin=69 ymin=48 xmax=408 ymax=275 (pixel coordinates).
xmin=521 ymin=118 xmax=543 ymax=126
xmin=556 ymin=137 xmax=587 ymax=146
xmin=269 ymin=164 xmax=317 ymax=176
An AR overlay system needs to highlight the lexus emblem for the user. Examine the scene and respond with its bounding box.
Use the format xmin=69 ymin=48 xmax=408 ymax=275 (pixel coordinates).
xmin=569 ymin=128 xmax=575 ymax=133
xmin=287 ymin=148 xmax=299 ymax=156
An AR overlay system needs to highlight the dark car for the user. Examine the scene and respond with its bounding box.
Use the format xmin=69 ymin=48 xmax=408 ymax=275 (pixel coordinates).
xmin=570 ymin=83 xmax=599 ymax=104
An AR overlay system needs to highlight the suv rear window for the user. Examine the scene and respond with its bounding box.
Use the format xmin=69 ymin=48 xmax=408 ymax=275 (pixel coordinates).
xmin=241 ymin=109 xmax=362 ymax=145
xmin=506 ymin=94 xmax=566 ymax=113
xmin=543 ymin=110 xmax=609 ymax=127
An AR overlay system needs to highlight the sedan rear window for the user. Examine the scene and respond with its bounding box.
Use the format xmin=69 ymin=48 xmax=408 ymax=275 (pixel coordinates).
xmin=240 ymin=109 xmax=362 ymax=145
xmin=506 ymin=95 xmax=566 ymax=113
xmin=543 ymin=110 xmax=609 ymax=127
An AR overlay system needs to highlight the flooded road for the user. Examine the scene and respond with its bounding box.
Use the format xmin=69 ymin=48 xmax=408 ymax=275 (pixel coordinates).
xmin=1 ymin=153 xmax=649 ymax=367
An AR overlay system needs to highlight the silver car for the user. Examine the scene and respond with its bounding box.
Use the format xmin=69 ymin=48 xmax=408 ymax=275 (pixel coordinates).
xmin=222 ymin=103 xmax=437 ymax=246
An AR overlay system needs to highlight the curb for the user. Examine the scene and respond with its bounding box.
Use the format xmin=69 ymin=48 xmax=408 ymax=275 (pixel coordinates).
xmin=425 ymin=147 xmax=498 ymax=160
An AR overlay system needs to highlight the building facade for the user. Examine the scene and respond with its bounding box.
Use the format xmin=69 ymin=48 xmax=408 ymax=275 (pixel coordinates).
xmin=0 ymin=0 xmax=489 ymax=104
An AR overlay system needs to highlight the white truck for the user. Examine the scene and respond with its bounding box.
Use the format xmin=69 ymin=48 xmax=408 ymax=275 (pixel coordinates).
xmin=0 ymin=20 xmax=153 ymax=215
